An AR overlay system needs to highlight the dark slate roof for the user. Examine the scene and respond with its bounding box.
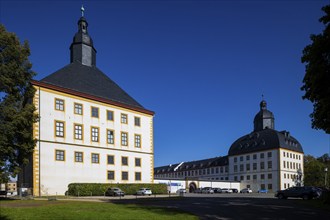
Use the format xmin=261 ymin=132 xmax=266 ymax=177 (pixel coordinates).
xmin=154 ymin=156 xmax=229 ymax=174
xmin=41 ymin=61 xmax=144 ymax=109
xmin=228 ymin=129 xmax=303 ymax=156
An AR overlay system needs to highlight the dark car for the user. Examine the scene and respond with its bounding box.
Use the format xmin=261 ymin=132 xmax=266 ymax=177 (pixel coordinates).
xmin=230 ymin=188 xmax=238 ymax=193
xmin=213 ymin=188 xmax=222 ymax=193
xmin=275 ymin=186 xmax=320 ymax=200
xmin=105 ymin=187 xmax=125 ymax=197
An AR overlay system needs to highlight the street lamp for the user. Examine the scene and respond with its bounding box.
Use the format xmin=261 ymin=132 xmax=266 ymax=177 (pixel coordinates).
xmin=325 ymin=167 xmax=328 ymax=188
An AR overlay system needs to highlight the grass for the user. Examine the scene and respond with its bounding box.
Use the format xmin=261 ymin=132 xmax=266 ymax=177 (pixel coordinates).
xmin=0 ymin=199 xmax=198 ymax=220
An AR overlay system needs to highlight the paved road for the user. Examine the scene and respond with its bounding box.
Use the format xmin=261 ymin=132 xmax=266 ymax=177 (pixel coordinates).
xmin=111 ymin=193 xmax=330 ymax=220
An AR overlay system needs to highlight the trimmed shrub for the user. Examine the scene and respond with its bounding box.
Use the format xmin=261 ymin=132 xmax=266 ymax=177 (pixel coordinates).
xmin=67 ymin=183 xmax=167 ymax=196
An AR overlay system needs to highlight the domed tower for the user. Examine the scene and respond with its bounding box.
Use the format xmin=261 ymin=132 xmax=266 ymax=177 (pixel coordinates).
xmin=253 ymin=99 xmax=274 ymax=131
xmin=70 ymin=6 xmax=97 ymax=66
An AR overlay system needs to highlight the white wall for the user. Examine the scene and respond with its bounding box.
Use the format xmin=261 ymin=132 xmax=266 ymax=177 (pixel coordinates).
xmin=35 ymin=87 xmax=154 ymax=195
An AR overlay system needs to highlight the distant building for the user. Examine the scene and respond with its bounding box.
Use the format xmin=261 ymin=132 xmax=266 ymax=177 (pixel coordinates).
xmin=154 ymin=100 xmax=304 ymax=192
xmin=19 ymin=11 xmax=154 ymax=196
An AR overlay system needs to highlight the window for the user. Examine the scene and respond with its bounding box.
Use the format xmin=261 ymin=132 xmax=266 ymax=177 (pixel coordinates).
xmin=246 ymin=155 xmax=250 ymax=161
xmin=135 ymin=158 xmax=141 ymax=167
xmin=284 ymin=183 xmax=287 ymax=189
xmin=134 ymin=117 xmax=141 ymax=126
xmin=122 ymin=171 xmax=128 ymax=180
xmin=260 ymin=162 xmax=265 ymax=170
xmin=107 ymin=130 xmax=114 ymax=144
xmin=55 ymin=121 xmax=65 ymax=137
xmin=284 ymin=173 xmax=286 ymax=179
xmin=74 ymin=103 xmax=83 ymax=115
xmin=75 ymin=152 xmax=83 ymax=162
xmin=55 ymin=98 xmax=64 ymax=111
xmin=121 ymin=132 xmax=128 ymax=146
xmin=135 ymin=172 xmax=141 ymax=181
xmin=253 ymin=154 xmax=257 ymax=160
xmin=247 ymin=175 xmax=250 ymax=180
xmin=234 ymin=165 xmax=237 ymax=172
xmin=234 ymin=157 xmax=237 ymax=163
xmin=253 ymin=163 xmax=257 ymax=170
xmin=240 ymin=176 xmax=244 ymax=181
xmin=240 ymin=156 xmax=243 ymax=162
xmin=268 ymin=184 xmax=272 ymax=190
xmin=91 ymin=107 xmax=99 ymax=118
xmin=240 ymin=164 xmax=244 ymax=172
xmin=261 ymin=184 xmax=265 ymax=190
xmin=91 ymin=127 xmax=99 ymax=142
xmin=74 ymin=124 xmax=83 ymax=140
xmin=135 ymin=134 xmax=141 ymax=148
xmin=268 ymin=161 xmax=272 ymax=169
xmin=267 ymin=152 xmax=272 ymax=158
xmin=260 ymin=153 xmax=264 ymax=159
xmin=283 ymin=152 xmax=285 ymax=157
xmin=253 ymin=175 xmax=257 ymax=180
xmin=261 ymin=174 xmax=265 ymax=179
xmin=122 ymin=156 xmax=128 ymax=166
xmin=91 ymin=153 xmax=99 ymax=163
xmin=234 ymin=176 xmax=238 ymax=181
xmin=107 ymin=110 xmax=114 ymax=121
xmin=283 ymin=161 xmax=286 ymax=168
xmin=55 ymin=150 xmax=65 ymax=161
xmin=246 ymin=164 xmax=250 ymax=171
xmin=107 ymin=155 xmax=114 ymax=165
xmin=107 ymin=171 xmax=115 ymax=180
xmin=121 ymin=113 xmax=128 ymax=124
xmin=268 ymin=173 xmax=272 ymax=179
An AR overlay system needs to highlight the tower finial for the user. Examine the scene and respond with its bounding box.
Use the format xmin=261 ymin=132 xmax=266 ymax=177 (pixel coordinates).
xmin=81 ymin=5 xmax=85 ymax=17
xmin=262 ymin=94 xmax=264 ymax=101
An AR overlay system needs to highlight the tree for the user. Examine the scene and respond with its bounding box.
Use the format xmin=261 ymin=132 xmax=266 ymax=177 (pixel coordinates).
xmin=304 ymin=154 xmax=330 ymax=187
xmin=0 ymin=24 xmax=38 ymax=183
xmin=301 ymin=5 xmax=330 ymax=134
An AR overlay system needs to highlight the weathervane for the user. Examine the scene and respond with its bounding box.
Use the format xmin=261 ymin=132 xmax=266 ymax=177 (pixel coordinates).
xmin=81 ymin=5 xmax=85 ymax=17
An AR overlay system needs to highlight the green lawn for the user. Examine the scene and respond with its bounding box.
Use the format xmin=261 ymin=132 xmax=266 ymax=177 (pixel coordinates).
xmin=0 ymin=199 xmax=198 ymax=220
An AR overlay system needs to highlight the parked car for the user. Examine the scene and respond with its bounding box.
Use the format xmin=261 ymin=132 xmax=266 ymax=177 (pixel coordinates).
xmin=221 ymin=188 xmax=233 ymax=193
xmin=258 ymin=189 xmax=268 ymax=193
xmin=176 ymin=188 xmax=187 ymax=194
xmin=275 ymin=186 xmax=321 ymax=200
xmin=230 ymin=188 xmax=239 ymax=193
xmin=105 ymin=187 xmax=125 ymax=197
xmin=202 ymin=187 xmax=214 ymax=194
xmin=194 ymin=188 xmax=202 ymax=193
xmin=136 ymin=188 xmax=152 ymax=196
xmin=213 ymin=188 xmax=222 ymax=193
xmin=240 ymin=188 xmax=252 ymax=193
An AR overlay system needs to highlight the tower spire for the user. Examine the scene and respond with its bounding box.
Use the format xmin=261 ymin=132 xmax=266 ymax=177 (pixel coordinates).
xmin=81 ymin=5 xmax=85 ymax=17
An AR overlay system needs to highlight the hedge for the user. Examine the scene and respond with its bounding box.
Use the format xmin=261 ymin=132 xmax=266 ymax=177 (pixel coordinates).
xmin=67 ymin=183 xmax=168 ymax=196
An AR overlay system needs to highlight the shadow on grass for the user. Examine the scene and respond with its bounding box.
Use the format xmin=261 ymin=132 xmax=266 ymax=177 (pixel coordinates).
xmin=0 ymin=213 xmax=11 ymax=220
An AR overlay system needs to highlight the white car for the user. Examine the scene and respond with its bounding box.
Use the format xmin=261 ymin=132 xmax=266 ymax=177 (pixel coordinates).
xmin=221 ymin=188 xmax=233 ymax=193
xmin=240 ymin=188 xmax=253 ymax=193
xmin=136 ymin=188 xmax=152 ymax=196
xmin=176 ymin=188 xmax=187 ymax=194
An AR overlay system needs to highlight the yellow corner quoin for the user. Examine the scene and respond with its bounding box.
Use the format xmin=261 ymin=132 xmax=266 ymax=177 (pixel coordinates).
xmin=33 ymin=88 xmax=40 ymax=196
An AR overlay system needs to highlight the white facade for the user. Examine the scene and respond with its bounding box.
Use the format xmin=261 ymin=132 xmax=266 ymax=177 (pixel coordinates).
xmin=28 ymin=86 xmax=154 ymax=196
xmin=229 ymin=149 xmax=303 ymax=192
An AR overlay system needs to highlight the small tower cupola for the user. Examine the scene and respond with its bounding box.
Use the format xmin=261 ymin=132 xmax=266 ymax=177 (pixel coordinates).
xmin=253 ymin=99 xmax=275 ymax=131
xmin=70 ymin=6 xmax=97 ymax=67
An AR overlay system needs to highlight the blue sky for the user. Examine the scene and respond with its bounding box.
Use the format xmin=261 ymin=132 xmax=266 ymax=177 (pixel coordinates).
xmin=1 ymin=0 xmax=329 ymax=167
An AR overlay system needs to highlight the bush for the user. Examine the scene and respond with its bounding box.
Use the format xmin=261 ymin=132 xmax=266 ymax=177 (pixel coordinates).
xmin=67 ymin=183 xmax=167 ymax=196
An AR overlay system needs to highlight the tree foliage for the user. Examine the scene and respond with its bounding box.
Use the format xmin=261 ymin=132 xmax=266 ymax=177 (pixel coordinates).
xmin=0 ymin=24 xmax=38 ymax=183
xmin=304 ymin=154 xmax=330 ymax=187
xmin=301 ymin=5 xmax=330 ymax=134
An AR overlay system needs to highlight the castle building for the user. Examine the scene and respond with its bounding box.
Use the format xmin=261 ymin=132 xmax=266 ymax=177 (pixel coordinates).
xmin=154 ymin=100 xmax=304 ymax=192
xmin=19 ymin=12 xmax=154 ymax=196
